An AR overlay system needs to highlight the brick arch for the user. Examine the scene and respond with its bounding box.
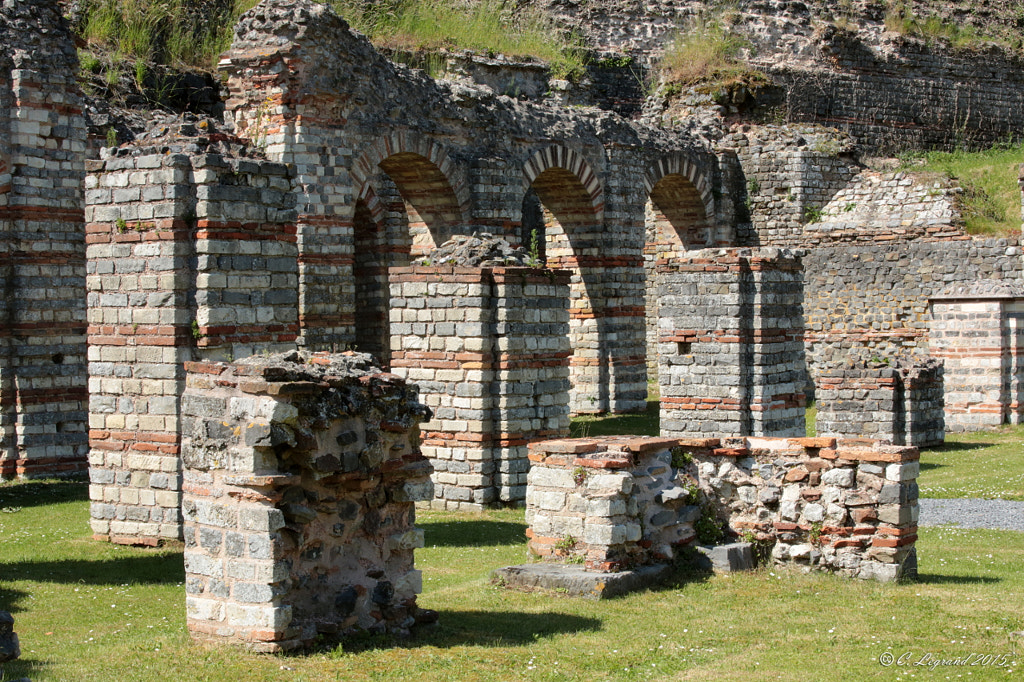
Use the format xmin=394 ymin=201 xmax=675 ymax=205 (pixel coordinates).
xmin=643 ymin=154 xmax=715 ymax=219
xmin=522 ymin=145 xmax=604 ymax=221
xmin=351 ymin=133 xmax=471 ymax=254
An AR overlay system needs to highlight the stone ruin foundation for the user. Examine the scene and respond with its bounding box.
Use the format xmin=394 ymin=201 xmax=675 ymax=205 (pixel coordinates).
xmin=180 ymin=351 xmax=434 ymax=651
xmin=816 ymin=355 xmax=944 ymax=447
xmin=513 ymin=434 xmax=918 ymax=586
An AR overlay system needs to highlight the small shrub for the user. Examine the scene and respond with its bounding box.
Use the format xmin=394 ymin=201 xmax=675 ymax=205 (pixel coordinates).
xmin=670 ymin=446 xmax=694 ymax=468
xmin=804 ymin=206 xmax=824 ymax=223
xmin=115 ymin=217 xmax=127 ymax=232
xmin=553 ymin=535 xmax=578 ymax=554
xmin=694 ymin=505 xmax=724 ymax=545
xmin=572 ymin=466 xmax=588 ymax=487
xmin=191 ymin=320 xmax=203 ymax=340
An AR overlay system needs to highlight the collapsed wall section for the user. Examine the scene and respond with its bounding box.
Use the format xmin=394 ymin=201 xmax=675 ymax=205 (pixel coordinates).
xmin=0 ymin=0 xmax=88 ymax=478
xmin=526 ymin=435 xmax=919 ymax=582
xmin=658 ymin=248 xmax=805 ymax=438
xmin=87 ymin=134 xmax=298 ymax=544
xmin=389 ymin=265 xmax=571 ymax=509
xmin=180 ymin=352 xmax=433 ymax=651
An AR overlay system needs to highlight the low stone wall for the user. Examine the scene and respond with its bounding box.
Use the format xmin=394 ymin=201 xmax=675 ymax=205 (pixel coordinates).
xmin=658 ymin=248 xmax=806 ymax=438
xmin=526 ymin=435 xmax=919 ymax=582
xmin=816 ymin=356 xmax=944 ymax=447
xmin=389 ymin=265 xmax=571 ymax=509
xmin=180 ymin=351 xmax=433 ymax=651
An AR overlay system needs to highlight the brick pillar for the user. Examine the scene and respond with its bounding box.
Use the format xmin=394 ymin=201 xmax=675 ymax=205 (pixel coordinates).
xmin=389 ymin=265 xmax=571 ymax=508
xmin=658 ymin=248 xmax=806 ymax=438
xmin=929 ymin=283 xmax=1024 ymax=432
xmin=0 ymin=3 xmax=88 ymax=478
xmin=86 ymin=150 xmax=193 ymax=544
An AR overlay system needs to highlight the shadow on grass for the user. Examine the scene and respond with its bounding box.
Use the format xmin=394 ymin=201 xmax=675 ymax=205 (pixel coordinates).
xmin=570 ymin=401 xmax=660 ymax=438
xmin=421 ymin=520 xmax=528 ymax=548
xmin=914 ymin=573 xmax=1001 ymax=585
xmin=0 ymin=480 xmax=88 ymax=509
xmin=0 ymin=658 xmax=49 ymax=681
xmin=0 ymin=586 xmax=30 ymax=613
xmin=314 ymin=609 xmax=604 ymax=654
xmin=925 ymin=441 xmax=994 ymax=453
xmin=918 ymin=461 xmax=943 ymax=472
xmin=1 ymin=552 xmax=185 ymax=586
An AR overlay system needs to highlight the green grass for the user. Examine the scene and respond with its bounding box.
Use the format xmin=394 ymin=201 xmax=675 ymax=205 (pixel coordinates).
xmin=1 ymin=480 xmax=1022 ymax=681
xmin=74 ymin=0 xmax=585 ymax=79
xmin=900 ymin=141 xmax=1024 ymax=235
xmin=884 ymin=2 xmax=985 ymax=49
xmin=657 ymin=17 xmax=768 ymax=92
xmin=919 ymin=424 xmax=1024 ymax=501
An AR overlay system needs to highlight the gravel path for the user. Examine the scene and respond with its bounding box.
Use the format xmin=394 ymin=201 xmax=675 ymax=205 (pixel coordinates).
xmin=918 ymin=498 xmax=1024 ymax=532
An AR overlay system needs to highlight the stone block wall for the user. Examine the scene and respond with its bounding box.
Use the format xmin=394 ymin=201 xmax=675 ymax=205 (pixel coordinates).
xmin=87 ymin=133 xmax=298 ymax=544
xmin=658 ymin=248 xmax=806 ymax=438
xmin=929 ymin=282 xmax=1024 ymax=432
xmin=526 ymin=435 xmax=919 ymax=582
xmin=816 ymin=356 xmax=944 ymax=447
xmin=802 ymin=239 xmax=1023 ymax=395
xmin=180 ymin=352 xmax=433 ymax=651
xmin=0 ymin=0 xmax=88 ymax=478
xmin=389 ymin=266 xmax=571 ymax=508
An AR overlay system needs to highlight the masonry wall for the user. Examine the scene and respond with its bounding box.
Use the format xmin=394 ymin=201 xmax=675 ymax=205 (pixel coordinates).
xmin=0 ymin=1 xmax=88 ymax=478
xmin=803 ymin=239 xmax=1023 ymax=393
xmin=389 ymin=266 xmax=571 ymax=509
xmin=929 ymin=289 xmax=1024 ymax=432
xmin=816 ymin=357 xmax=944 ymax=447
xmin=526 ymin=435 xmax=919 ymax=582
xmin=180 ymin=353 xmax=433 ymax=651
xmin=658 ymin=248 xmax=806 ymax=438
xmin=87 ymin=136 xmax=298 ymax=544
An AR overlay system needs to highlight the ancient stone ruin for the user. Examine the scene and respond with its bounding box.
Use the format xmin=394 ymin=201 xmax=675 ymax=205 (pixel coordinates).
xmin=180 ymin=351 xmax=434 ymax=650
xmin=520 ymin=434 xmax=919 ymax=584
xmin=2 ymin=0 xmax=1024 ymax=650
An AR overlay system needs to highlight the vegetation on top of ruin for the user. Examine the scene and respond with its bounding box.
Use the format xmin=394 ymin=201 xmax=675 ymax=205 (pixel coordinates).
xmin=898 ymin=140 xmax=1024 ymax=236
xmin=71 ymin=0 xmax=587 ymax=84
xmin=655 ymin=17 xmax=770 ymax=95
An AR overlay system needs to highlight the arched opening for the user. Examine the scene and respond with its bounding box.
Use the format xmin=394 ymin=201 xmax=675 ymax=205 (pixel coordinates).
xmin=377 ymin=151 xmax=463 ymax=258
xmin=643 ymin=169 xmax=715 ymax=387
xmin=525 ymin=158 xmax=605 ymax=414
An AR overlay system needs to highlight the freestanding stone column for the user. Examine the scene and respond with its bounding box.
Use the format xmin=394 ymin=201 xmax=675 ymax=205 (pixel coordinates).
xmin=658 ymin=248 xmax=806 ymax=438
xmin=181 ymin=351 xmax=433 ymax=651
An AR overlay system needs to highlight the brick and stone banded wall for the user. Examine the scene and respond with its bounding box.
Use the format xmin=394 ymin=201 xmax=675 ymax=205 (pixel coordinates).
xmin=816 ymin=356 xmax=944 ymax=447
xmin=929 ymin=283 xmax=1024 ymax=432
xmin=525 ymin=435 xmax=919 ymax=582
xmin=802 ymin=238 xmax=1023 ymax=396
xmin=657 ymin=248 xmax=806 ymax=438
xmin=389 ymin=266 xmax=571 ymax=509
xmin=86 ymin=141 xmax=299 ymax=544
xmin=0 ymin=0 xmax=88 ymax=479
xmin=181 ymin=351 xmax=433 ymax=651
xmin=526 ymin=436 xmax=700 ymax=571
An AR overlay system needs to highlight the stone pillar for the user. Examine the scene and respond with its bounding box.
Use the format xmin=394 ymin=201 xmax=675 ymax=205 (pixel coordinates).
xmin=180 ymin=352 xmax=433 ymax=651
xmin=86 ymin=132 xmax=298 ymax=544
xmin=929 ymin=281 xmax=1024 ymax=432
xmin=816 ymin=356 xmax=944 ymax=447
xmin=389 ymin=265 xmax=571 ymax=509
xmin=0 ymin=1 xmax=88 ymax=478
xmin=658 ymin=248 xmax=806 ymax=438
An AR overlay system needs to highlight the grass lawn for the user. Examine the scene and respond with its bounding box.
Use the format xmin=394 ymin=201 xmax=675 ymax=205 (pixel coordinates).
xmin=2 ymin=417 xmax=1023 ymax=680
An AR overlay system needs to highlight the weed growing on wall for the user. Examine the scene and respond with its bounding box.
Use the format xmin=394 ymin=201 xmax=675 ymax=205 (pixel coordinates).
xmin=656 ymin=16 xmax=767 ymax=91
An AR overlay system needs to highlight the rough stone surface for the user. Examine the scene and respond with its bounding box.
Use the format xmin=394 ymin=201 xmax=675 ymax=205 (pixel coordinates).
xmin=694 ymin=542 xmax=755 ymax=573
xmin=180 ymin=351 xmax=433 ymax=650
xmin=525 ymin=435 xmax=919 ymax=582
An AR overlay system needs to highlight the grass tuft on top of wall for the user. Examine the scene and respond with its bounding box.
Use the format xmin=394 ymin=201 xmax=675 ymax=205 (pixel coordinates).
xmin=900 ymin=140 xmax=1024 ymax=236
xmin=656 ymin=17 xmax=768 ymax=92
xmin=74 ymin=0 xmax=585 ymax=80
